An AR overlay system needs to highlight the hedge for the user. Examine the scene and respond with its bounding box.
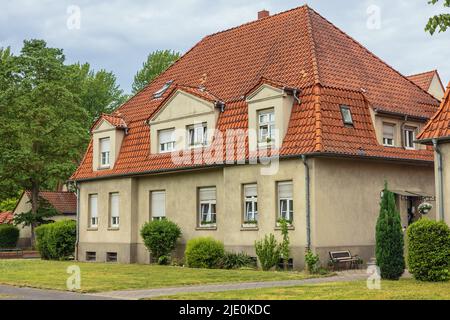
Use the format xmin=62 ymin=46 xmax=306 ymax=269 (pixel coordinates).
xmin=35 ymin=220 xmax=76 ymax=260
xmin=407 ymin=219 xmax=450 ymax=282
xmin=0 ymin=224 xmax=20 ymax=248
xmin=185 ymin=237 xmax=225 ymax=269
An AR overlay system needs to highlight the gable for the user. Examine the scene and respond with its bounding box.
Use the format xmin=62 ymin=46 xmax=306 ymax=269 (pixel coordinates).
xmin=246 ymin=84 xmax=285 ymax=103
xmin=150 ymin=90 xmax=215 ymax=124
xmin=93 ymin=119 xmax=116 ymax=133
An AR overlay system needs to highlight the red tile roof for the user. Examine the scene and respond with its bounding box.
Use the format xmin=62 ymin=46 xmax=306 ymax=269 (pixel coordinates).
xmin=91 ymin=113 xmax=128 ymax=132
xmin=417 ymin=82 xmax=450 ymax=142
xmin=407 ymin=70 xmax=444 ymax=93
xmin=71 ymin=5 xmax=439 ymax=181
xmin=24 ymin=191 xmax=77 ymax=214
xmin=0 ymin=211 xmax=13 ymax=224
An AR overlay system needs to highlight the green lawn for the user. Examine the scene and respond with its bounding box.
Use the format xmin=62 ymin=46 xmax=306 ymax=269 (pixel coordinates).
xmin=151 ymin=279 xmax=450 ymax=300
xmin=0 ymin=260 xmax=321 ymax=293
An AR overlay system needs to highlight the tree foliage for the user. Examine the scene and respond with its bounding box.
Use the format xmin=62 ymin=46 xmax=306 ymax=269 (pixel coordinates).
xmin=13 ymin=197 xmax=59 ymax=228
xmin=132 ymin=50 xmax=180 ymax=94
xmin=376 ymin=183 xmax=405 ymax=280
xmin=426 ymin=0 xmax=450 ymax=34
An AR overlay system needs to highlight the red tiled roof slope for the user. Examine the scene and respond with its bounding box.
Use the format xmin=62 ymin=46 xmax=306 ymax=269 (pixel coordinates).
xmin=91 ymin=113 xmax=128 ymax=132
xmin=71 ymin=5 xmax=438 ymax=180
xmin=25 ymin=191 xmax=77 ymax=214
xmin=0 ymin=211 xmax=13 ymax=224
xmin=417 ymin=82 xmax=450 ymax=142
xmin=407 ymin=70 xmax=437 ymax=92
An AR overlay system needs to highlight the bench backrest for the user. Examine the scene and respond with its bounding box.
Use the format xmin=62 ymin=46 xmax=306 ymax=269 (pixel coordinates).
xmin=329 ymin=250 xmax=352 ymax=261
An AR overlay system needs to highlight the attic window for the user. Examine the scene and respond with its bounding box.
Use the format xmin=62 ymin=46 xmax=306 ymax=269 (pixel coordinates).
xmin=340 ymin=106 xmax=353 ymax=126
xmin=153 ymin=80 xmax=173 ymax=99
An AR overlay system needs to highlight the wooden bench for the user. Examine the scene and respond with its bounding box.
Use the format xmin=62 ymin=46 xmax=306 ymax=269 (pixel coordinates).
xmin=329 ymin=250 xmax=361 ymax=271
xmin=0 ymin=248 xmax=24 ymax=259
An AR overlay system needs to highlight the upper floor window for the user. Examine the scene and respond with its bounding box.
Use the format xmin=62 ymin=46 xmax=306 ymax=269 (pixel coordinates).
xmin=340 ymin=106 xmax=353 ymax=126
xmin=199 ymin=187 xmax=216 ymax=226
xmin=88 ymin=194 xmax=98 ymax=228
xmin=188 ymin=123 xmax=207 ymax=148
xmin=383 ymin=123 xmax=395 ymax=147
xmin=278 ymin=181 xmax=293 ymax=223
xmin=109 ymin=193 xmax=120 ymax=228
xmin=151 ymin=191 xmax=166 ymax=221
xmin=244 ymin=184 xmax=258 ymax=223
xmin=258 ymin=109 xmax=275 ymax=144
xmin=100 ymin=137 xmax=111 ymax=167
xmin=159 ymin=129 xmax=175 ymax=153
xmin=404 ymin=126 xmax=416 ymax=150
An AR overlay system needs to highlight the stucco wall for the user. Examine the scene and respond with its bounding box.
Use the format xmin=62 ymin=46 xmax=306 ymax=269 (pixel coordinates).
xmin=373 ymin=115 xmax=426 ymax=150
xmin=436 ymin=142 xmax=450 ymax=226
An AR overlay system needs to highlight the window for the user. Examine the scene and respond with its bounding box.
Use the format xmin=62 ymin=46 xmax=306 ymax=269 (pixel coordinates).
xmin=383 ymin=123 xmax=395 ymax=147
xmin=404 ymin=127 xmax=416 ymax=150
xmin=278 ymin=182 xmax=293 ymax=222
xmin=86 ymin=252 xmax=96 ymax=261
xmin=151 ymin=191 xmax=166 ymax=221
xmin=100 ymin=137 xmax=111 ymax=167
xmin=199 ymin=187 xmax=216 ymax=226
xmin=258 ymin=109 xmax=275 ymax=144
xmin=88 ymin=194 xmax=98 ymax=228
xmin=109 ymin=193 xmax=120 ymax=228
xmin=187 ymin=123 xmax=207 ymax=147
xmin=106 ymin=252 xmax=118 ymax=263
xmin=159 ymin=129 xmax=175 ymax=153
xmin=244 ymin=184 xmax=258 ymax=223
xmin=340 ymin=106 xmax=353 ymax=125
xmin=153 ymin=80 xmax=173 ymax=99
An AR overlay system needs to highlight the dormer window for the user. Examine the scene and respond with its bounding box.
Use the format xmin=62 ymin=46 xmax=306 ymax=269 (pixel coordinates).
xmin=383 ymin=123 xmax=395 ymax=147
xmin=100 ymin=137 xmax=111 ymax=167
xmin=187 ymin=123 xmax=207 ymax=148
xmin=258 ymin=109 xmax=275 ymax=145
xmin=404 ymin=126 xmax=416 ymax=150
xmin=340 ymin=106 xmax=353 ymax=126
xmin=153 ymin=80 xmax=173 ymax=99
xmin=159 ymin=129 xmax=175 ymax=153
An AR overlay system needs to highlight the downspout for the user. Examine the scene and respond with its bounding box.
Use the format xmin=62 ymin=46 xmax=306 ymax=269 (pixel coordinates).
xmin=433 ymin=139 xmax=445 ymax=221
xmin=301 ymin=155 xmax=311 ymax=250
xmin=75 ymin=182 xmax=80 ymax=261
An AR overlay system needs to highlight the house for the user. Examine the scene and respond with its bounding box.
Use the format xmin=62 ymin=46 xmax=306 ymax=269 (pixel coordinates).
xmin=407 ymin=70 xmax=445 ymax=101
xmin=70 ymin=5 xmax=440 ymax=268
xmin=417 ymin=82 xmax=450 ymax=227
xmin=0 ymin=211 xmax=13 ymax=224
xmin=13 ymin=191 xmax=77 ymax=247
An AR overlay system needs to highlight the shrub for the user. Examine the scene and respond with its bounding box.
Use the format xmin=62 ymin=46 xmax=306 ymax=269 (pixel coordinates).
xmin=255 ymin=234 xmax=281 ymax=271
xmin=35 ymin=220 xmax=76 ymax=260
xmin=305 ymin=250 xmax=321 ymax=274
xmin=407 ymin=219 xmax=450 ymax=282
xmin=278 ymin=219 xmax=291 ymax=271
xmin=0 ymin=224 xmax=20 ymax=248
xmin=375 ymin=183 xmax=405 ymax=280
xmin=140 ymin=219 xmax=182 ymax=264
xmin=219 ymin=251 xmax=256 ymax=270
xmin=185 ymin=237 xmax=225 ymax=269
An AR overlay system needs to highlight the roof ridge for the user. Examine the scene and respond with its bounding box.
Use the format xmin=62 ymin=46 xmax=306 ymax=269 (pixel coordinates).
xmin=305 ymin=7 xmax=321 ymax=85
xmin=407 ymin=69 xmax=438 ymax=78
xmin=307 ymin=7 xmax=440 ymax=104
xmin=313 ymin=84 xmax=323 ymax=152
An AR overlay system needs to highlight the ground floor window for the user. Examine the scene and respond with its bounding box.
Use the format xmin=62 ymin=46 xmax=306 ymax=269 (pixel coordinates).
xmin=86 ymin=252 xmax=96 ymax=261
xmin=244 ymin=184 xmax=258 ymax=223
xmin=106 ymin=252 xmax=118 ymax=263
xmin=151 ymin=191 xmax=166 ymax=221
xmin=278 ymin=181 xmax=293 ymax=222
xmin=199 ymin=187 xmax=216 ymax=226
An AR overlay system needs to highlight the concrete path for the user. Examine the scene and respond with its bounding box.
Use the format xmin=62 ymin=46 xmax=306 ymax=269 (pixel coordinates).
xmin=0 ymin=285 xmax=117 ymax=300
xmin=91 ymin=270 xmax=370 ymax=300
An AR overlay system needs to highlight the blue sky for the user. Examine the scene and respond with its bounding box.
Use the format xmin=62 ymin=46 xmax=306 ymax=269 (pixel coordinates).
xmin=1 ymin=0 xmax=449 ymax=93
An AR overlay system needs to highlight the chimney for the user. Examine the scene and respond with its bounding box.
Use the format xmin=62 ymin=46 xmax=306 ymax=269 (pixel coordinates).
xmin=258 ymin=10 xmax=270 ymax=20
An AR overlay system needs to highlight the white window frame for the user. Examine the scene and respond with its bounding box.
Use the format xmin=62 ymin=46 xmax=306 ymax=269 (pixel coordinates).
xmin=158 ymin=129 xmax=175 ymax=153
xmin=199 ymin=187 xmax=216 ymax=226
xmin=187 ymin=123 xmax=207 ymax=148
xmin=258 ymin=109 xmax=275 ymax=145
xmin=244 ymin=184 xmax=258 ymax=223
xmin=88 ymin=194 xmax=98 ymax=228
xmin=109 ymin=193 xmax=120 ymax=228
xmin=278 ymin=182 xmax=293 ymax=222
xmin=151 ymin=191 xmax=166 ymax=221
xmin=382 ymin=123 xmax=395 ymax=147
xmin=404 ymin=127 xmax=416 ymax=150
xmin=100 ymin=137 xmax=111 ymax=167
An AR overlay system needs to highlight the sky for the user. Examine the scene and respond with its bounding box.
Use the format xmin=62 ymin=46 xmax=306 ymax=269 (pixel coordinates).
xmin=1 ymin=0 xmax=449 ymax=94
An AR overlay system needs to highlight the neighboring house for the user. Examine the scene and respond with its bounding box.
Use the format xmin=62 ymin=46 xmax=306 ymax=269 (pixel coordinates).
xmin=13 ymin=191 xmax=77 ymax=247
xmin=0 ymin=211 xmax=13 ymax=224
xmin=407 ymin=70 xmax=445 ymax=101
xmin=70 ymin=5 xmax=440 ymax=268
xmin=417 ymin=82 xmax=450 ymax=227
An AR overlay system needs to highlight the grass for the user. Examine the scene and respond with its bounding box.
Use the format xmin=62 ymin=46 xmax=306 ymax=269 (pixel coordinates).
xmin=151 ymin=279 xmax=450 ymax=300
xmin=0 ymin=260 xmax=323 ymax=293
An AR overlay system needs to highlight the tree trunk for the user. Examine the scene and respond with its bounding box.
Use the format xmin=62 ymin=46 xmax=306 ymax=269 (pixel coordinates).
xmin=30 ymin=181 xmax=39 ymax=249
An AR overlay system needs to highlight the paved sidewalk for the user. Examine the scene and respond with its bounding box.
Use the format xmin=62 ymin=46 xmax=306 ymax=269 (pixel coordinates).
xmin=91 ymin=271 xmax=369 ymax=300
xmin=0 ymin=285 xmax=117 ymax=300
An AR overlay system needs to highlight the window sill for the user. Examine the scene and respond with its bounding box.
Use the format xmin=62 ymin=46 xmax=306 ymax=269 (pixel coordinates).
xmin=97 ymin=166 xmax=111 ymax=171
xmin=241 ymin=226 xmax=259 ymax=231
xmin=196 ymin=226 xmax=217 ymax=231
xmin=87 ymin=228 xmax=98 ymax=231
xmin=108 ymin=227 xmax=120 ymax=231
xmin=275 ymin=225 xmax=295 ymax=231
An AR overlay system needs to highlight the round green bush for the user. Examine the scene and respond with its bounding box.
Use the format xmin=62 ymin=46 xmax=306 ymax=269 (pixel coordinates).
xmin=407 ymin=219 xmax=450 ymax=282
xmin=0 ymin=224 xmax=20 ymax=248
xmin=185 ymin=237 xmax=225 ymax=269
xmin=35 ymin=220 xmax=76 ymax=260
xmin=140 ymin=219 xmax=182 ymax=263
